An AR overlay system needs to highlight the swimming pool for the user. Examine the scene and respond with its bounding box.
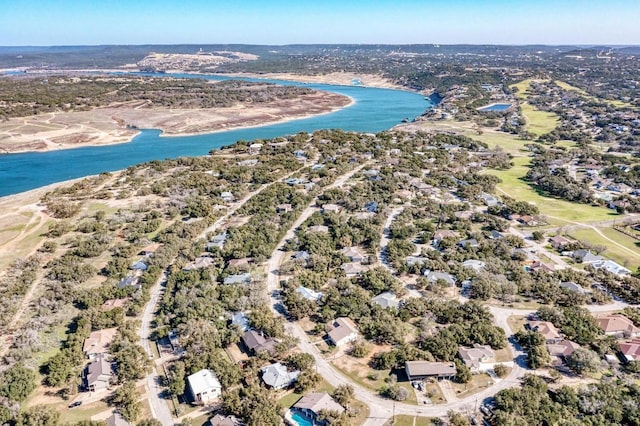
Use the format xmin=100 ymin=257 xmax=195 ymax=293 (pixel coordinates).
xmin=291 ymin=412 xmax=314 ymax=426
xmin=478 ymin=103 xmax=512 ymax=112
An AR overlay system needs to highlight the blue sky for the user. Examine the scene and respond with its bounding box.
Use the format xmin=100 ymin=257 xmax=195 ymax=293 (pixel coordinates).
xmin=1 ymin=0 xmax=639 ymax=46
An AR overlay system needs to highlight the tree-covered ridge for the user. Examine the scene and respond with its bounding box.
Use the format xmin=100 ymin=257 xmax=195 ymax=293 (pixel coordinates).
xmin=0 ymin=75 xmax=314 ymax=119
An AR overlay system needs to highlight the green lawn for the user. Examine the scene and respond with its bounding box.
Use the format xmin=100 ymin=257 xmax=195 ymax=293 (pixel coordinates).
xmin=568 ymin=227 xmax=640 ymax=270
xmin=393 ymin=415 xmax=435 ymax=426
xmin=331 ymin=362 xmax=418 ymax=405
xmin=520 ymin=103 xmax=560 ymax=136
xmin=510 ymin=79 xmax=534 ymax=100
xmin=486 ymin=157 xmax=617 ymax=224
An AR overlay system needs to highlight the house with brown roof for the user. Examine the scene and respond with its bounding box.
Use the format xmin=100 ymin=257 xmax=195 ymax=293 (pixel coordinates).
xmin=101 ymin=298 xmax=130 ymax=312
xmin=619 ymin=339 xmax=640 ymax=361
xmin=596 ymin=315 xmax=640 ymax=338
xmin=322 ymin=204 xmax=342 ymax=214
xmin=458 ymin=344 xmax=496 ymax=373
xmin=106 ymin=413 xmax=132 ymax=426
xmin=340 ymin=246 xmax=366 ymax=263
xmin=546 ymin=340 xmax=580 ymax=365
xmin=293 ymin=392 xmax=345 ymax=423
xmin=83 ymin=328 xmax=118 ymax=359
xmin=433 ymin=230 xmax=459 ymax=244
xmin=327 ymin=317 xmax=359 ymax=347
xmin=184 ymin=256 xmax=215 ymax=271
xmin=341 ymin=262 xmax=365 ymax=277
xmin=528 ymin=320 xmax=562 ymax=343
xmin=227 ymin=257 xmax=253 ymax=270
xmin=405 ymin=361 xmax=456 ymax=381
xmin=549 ymin=235 xmax=573 ymax=251
xmin=241 ymin=330 xmax=277 ymax=355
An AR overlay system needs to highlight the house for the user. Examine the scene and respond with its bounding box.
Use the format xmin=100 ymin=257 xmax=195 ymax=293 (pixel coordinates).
xmin=489 ymin=230 xmax=504 ymax=240
xmin=101 ymin=298 xmax=130 ymax=312
xmin=184 ymin=256 xmax=215 ymax=271
xmin=341 ymin=262 xmax=365 ymax=277
xmin=261 ymin=363 xmax=300 ymax=390
xmin=207 ymin=233 xmax=227 ymax=250
xmin=619 ymin=339 xmax=640 ymax=361
xmin=479 ymin=193 xmax=500 ymax=207
xmin=249 ymin=143 xmax=263 ymax=153
xmin=458 ymin=239 xmax=480 ymax=249
xmin=406 ymin=256 xmax=428 ymax=267
xmin=131 ymin=261 xmax=148 ymax=271
xmin=308 ymin=225 xmax=329 ymax=233
xmin=572 ymin=250 xmax=604 ymax=264
xmin=85 ymin=355 xmax=113 ymax=392
xmin=227 ymin=258 xmax=253 ymax=270
xmin=296 ymin=286 xmax=323 ymax=302
xmin=106 ymin=413 xmax=133 ymax=426
xmin=237 ymin=159 xmax=259 ymax=167
xmin=405 ymin=361 xmax=456 ymax=381
xmin=433 ymin=230 xmax=459 ymax=243
xmin=293 ymin=251 xmax=310 ymax=262
xmin=117 ymin=276 xmax=140 ymax=290
xmin=546 ymin=340 xmax=580 ymax=365
xmin=458 ymin=344 xmax=496 ymax=373
xmin=559 ymin=281 xmax=590 ymax=294
xmin=209 ymin=414 xmax=240 ymax=426
xmin=592 ymin=260 xmax=631 ymax=277
xmin=231 ymin=312 xmax=250 ymax=332
xmin=528 ymin=321 xmax=562 ymax=343
xmin=220 ymin=191 xmax=235 ymax=202
xmin=276 ymin=203 xmax=293 ymax=213
xmin=550 ymin=235 xmax=573 ymax=250
xmin=83 ymin=328 xmax=118 ymax=359
xmin=372 ymin=292 xmax=400 ymax=310
xmin=364 ymin=201 xmax=378 ymax=213
xmin=517 ymin=215 xmax=540 ymax=227
xmin=462 ymin=259 xmax=486 ymax=272
xmin=340 ymin=246 xmax=365 ymax=263
xmin=223 ymin=273 xmax=251 ymax=285
xmin=241 ymin=330 xmax=277 ymax=355
xmin=596 ymin=315 xmax=640 ymax=337
xmin=322 ymin=204 xmax=342 ymax=214
xmin=423 ymin=270 xmax=456 ymax=287
xmin=187 ymin=369 xmax=222 ymax=404
xmin=327 ymin=317 xmax=359 ymax=347
xmin=293 ymin=392 xmax=345 ymax=423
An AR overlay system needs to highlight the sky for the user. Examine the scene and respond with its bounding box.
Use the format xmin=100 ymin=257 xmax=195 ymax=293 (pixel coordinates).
xmin=1 ymin=0 xmax=639 ymax=46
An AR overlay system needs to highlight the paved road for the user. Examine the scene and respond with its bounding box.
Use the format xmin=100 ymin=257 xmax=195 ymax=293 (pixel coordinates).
xmin=139 ymin=270 xmax=175 ymax=426
xmin=377 ymin=206 xmax=405 ymax=272
xmin=139 ymin=165 xmax=315 ymax=425
xmin=263 ymin=166 xmax=536 ymax=424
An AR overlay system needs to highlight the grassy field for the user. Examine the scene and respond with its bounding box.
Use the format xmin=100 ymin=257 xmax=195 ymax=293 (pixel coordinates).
xmin=568 ymin=227 xmax=640 ymax=270
xmin=331 ymin=362 xmax=418 ymax=405
xmin=511 ymin=79 xmax=534 ymax=100
xmin=520 ymin=103 xmax=560 ymax=136
xmin=486 ymin=157 xmax=617 ymax=224
xmin=393 ymin=415 xmax=435 ymax=426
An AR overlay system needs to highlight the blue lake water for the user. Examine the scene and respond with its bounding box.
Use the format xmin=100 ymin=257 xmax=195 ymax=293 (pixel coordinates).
xmin=478 ymin=103 xmax=512 ymax=112
xmin=0 ymin=72 xmax=432 ymax=197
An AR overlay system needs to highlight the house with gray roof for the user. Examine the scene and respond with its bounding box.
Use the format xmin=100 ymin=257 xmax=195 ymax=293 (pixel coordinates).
xmin=293 ymin=392 xmax=345 ymax=422
xmin=85 ymin=355 xmax=113 ymax=392
xmin=372 ymin=292 xmax=400 ymax=310
xmin=423 ymin=270 xmax=456 ymax=286
xmin=462 ymin=259 xmax=486 ymax=272
xmin=223 ymin=273 xmax=251 ymax=285
xmin=573 ymin=249 xmax=604 ymax=264
xmin=296 ymin=286 xmax=323 ymax=302
xmin=261 ymin=362 xmax=300 ymax=390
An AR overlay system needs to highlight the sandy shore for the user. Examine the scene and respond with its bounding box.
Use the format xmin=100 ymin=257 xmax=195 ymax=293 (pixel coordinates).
xmin=0 ymin=89 xmax=351 ymax=154
xmin=216 ymin=71 xmax=404 ymax=90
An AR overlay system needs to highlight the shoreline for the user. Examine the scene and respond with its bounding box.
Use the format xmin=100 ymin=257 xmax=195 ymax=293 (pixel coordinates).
xmin=0 ymin=90 xmax=354 ymax=155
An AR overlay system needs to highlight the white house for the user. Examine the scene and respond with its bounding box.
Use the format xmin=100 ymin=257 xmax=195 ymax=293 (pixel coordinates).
xmin=296 ymin=286 xmax=323 ymax=302
xmin=372 ymin=292 xmax=400 ymax=309
xmin=261 ymin=363 xmax=300 ymax=390
xmin=187 ymin=369 xmax=222 ymax=404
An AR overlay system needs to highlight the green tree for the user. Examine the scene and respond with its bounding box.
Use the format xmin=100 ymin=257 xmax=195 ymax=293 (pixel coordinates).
xmin=0 ymin=363 xmax=36 ymax=403
xmin=16 ymin=405 xmax=60 ymax=426
xmin=111 ymin=382 xmax=141 ymax=422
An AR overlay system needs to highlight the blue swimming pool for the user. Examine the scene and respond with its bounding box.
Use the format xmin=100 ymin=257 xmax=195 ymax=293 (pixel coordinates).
xmin=478 ymin=103 xmax=512 ymax=112
xmin=291 ymin=412 xmax=314 ymax=426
